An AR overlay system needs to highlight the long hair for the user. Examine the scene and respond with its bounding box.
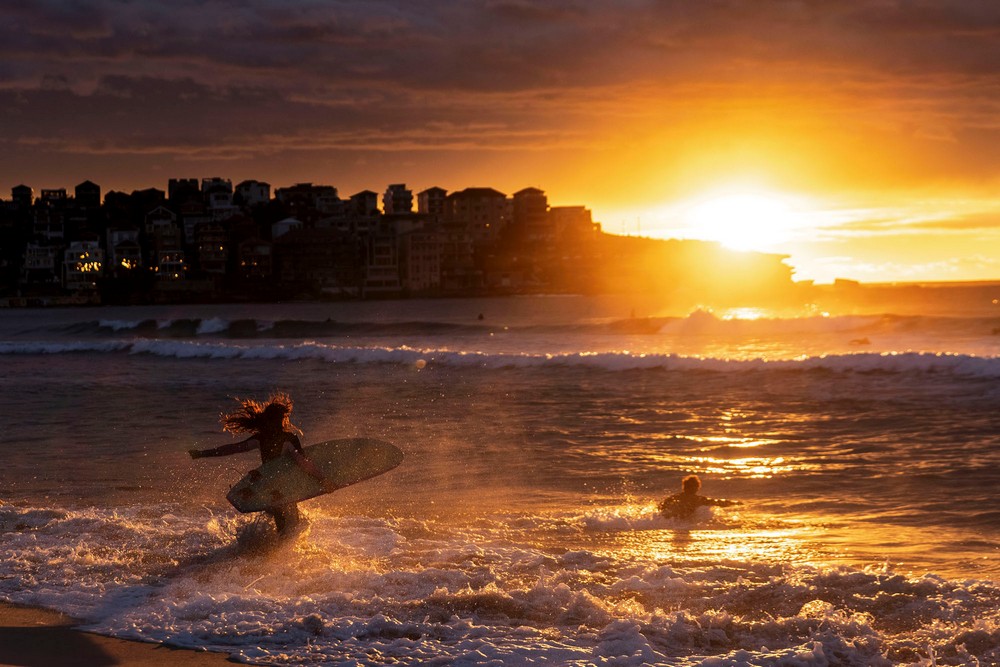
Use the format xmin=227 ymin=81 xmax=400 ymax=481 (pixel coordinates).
xmin=221 ymin=392 xmax=301 ymax=435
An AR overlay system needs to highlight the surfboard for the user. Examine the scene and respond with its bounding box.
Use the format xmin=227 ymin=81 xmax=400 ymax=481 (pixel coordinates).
xmin=226 ymin=438 xmax=404 ymax=513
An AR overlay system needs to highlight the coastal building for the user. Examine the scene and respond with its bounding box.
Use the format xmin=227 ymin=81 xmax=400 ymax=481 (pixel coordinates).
xmin=145 ymin=206 xmax=178 ymax=236
xmin=21 ymin=243 xmax=59 ymax=286
xmin=106 ymin=227 xmax=143 ymax=276
xmin=512 ymin=187 xmax=549 ymax=243
xmin=201 ymin=177 xmax=233 ymax=196
xmin=437 ymin=220 xmax=479 ymax=293
xmin=130 ymin=188 xmax=166 ymax=213
xmin=550 ymin=205 xmax=599 ymax=242
xmin=417 ymin=187 xmax=447 ymax=220
xmin=195 ymin=222 xmax=229 ymax=274
xmin=381 ymin=213 xmax=427 ymax=236
xmin=347 ymin=191 xmax=380 ymax=235
xmin=349 ymin=190 xmax=380 ymax=218
xmin=276 ymin=183 xmax=340 ymax=217
xmin=272 ymin=217 xmax=303 ymax=239
xmin=273 ymin=228 xmax=361 ymax=298
xmin=168 ymin=178 xmax=200 ymax=205
xmin=63 ymin=239 xmax=104 ymax=292
xmin=40 ymin=189 xmax=68 ymax=209
xmin=74 ymin=181 xmax=101 ymax=210
xmin=235 ymin=180 xmax=271 ymax=207
xmin=315 ymin=188 xmax=341 ymax=216
xmin=201 ymin=178 xmax=239 ymax=221
xmin=11 ymin=185 xmax=33 ymax=210
xmin=206 ymin=188 xmax=233 ymax=207
xmin=33 ymin=207 xmax=64 ymax=243
xmin=238 ymin=239 xmax=273 ymax=280
xmin=154 ymin=248 xmax=186 ymax=281
xmin=398 ymin=226 xmax=441 ymax=295
xmin=179 ymin=202 xmax=211 ymax=244
xmin=444 ymin=187 xmax=508 ymax=244
xmin=363 ymin=230 xmax=401 ymax=297
xmin=145 ymin=207 xmax=185 ymax=281
xmin=382 ymin=184 xmax=413 ymax=215
xmin=209 ymin=197 xmax=240 ymax=222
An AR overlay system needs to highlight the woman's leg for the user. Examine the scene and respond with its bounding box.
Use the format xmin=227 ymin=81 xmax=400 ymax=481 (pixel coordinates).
xmin=269 ymin=503 xmax=300 ymax=534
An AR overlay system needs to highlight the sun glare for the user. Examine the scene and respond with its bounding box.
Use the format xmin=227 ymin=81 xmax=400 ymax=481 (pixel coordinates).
xmin=679 ymin=188 xmax=805 ymax=251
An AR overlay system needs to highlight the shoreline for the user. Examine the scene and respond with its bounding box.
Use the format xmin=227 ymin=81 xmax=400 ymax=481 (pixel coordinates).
xmin=0 ymin=601 xmax=240 ymax=666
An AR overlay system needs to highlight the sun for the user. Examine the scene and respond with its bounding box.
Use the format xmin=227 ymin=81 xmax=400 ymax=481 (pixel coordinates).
xmin=679 ymin=188 xmax=804 ymax=252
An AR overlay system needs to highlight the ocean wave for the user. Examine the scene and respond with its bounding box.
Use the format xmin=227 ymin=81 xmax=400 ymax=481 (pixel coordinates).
xmin=79 ymin=317 xmax=492 ymax=338
xmin=58 ymin=310 xmax=1000 ymax=340
xmin=0 ymin=340 xmax=133 ymax=354
xmin=2 ymin=337 xmax=999 ymax=375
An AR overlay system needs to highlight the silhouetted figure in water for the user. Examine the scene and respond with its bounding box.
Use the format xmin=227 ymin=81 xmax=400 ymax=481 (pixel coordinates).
xmin=189 ymin=393 xmax=334 ymax=535
xmin=659 ymin=474 xmax=740 ymax=520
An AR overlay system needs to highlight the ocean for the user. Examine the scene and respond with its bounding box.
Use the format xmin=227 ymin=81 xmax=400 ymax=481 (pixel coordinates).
xmin=1 ymin=292 xmax=999 ymax=666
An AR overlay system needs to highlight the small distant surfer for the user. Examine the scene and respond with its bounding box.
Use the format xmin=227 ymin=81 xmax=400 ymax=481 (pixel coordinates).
xmin=658 ymin=474 xmax=740 ymax=520
xmin=188 ymin=392 xmax=335 ymax=535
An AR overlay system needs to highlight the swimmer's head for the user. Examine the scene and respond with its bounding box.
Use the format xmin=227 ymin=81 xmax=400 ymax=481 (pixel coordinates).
xmin=681 ymin=474 xmax=701 ymax=494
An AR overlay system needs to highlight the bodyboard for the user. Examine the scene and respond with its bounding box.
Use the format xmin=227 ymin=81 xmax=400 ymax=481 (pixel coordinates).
xmin=226 ymin=438 xmax=403 ymax=513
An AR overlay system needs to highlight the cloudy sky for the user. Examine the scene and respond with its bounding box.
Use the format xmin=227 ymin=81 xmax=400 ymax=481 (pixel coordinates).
xmin=2 ymin=0 xmax=999 ymax=282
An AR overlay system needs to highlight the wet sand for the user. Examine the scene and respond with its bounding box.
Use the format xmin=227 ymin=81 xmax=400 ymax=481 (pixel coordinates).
xmin=0 ymin=602 xmax=239 ymax=666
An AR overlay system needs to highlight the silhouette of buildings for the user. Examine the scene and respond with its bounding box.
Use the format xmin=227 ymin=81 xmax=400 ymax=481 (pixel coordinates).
xmin=0 ymin=177 xmax=797 ymax=306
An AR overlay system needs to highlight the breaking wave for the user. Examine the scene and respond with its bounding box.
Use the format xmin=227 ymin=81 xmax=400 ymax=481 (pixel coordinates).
xmin=48 ymin=310 xmax=1000 ymax=341
xmin=2 ymin=337 xmax=999 ymax=376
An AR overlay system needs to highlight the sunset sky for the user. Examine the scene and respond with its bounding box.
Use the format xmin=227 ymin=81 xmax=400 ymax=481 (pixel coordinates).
xmin=2 ymin=1 xmax=999 ymax=283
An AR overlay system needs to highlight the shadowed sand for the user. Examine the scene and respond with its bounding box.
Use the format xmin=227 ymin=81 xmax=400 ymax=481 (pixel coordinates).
xmin=0 ymin=602 xmax=240 ymax=666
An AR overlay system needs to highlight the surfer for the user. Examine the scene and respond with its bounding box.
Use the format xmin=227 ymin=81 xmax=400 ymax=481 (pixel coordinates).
xmin=188 ymin=392 xmax=335 ymax=534
xmin=658 ymin=474 xmax=740 ymax=520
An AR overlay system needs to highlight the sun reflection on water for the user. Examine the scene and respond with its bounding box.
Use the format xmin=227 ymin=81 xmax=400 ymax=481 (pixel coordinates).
xmin=682 ymin=455 xmax=816 ymax=478
xmin=635 ymin=434 xmax=820 ymax=479
xmin=677 ymin=435 xmax=781 ymax=448
xmin=603 ymin=521 xmax=825 ymax=571
xmin=719 ymin=307 xmax=773 ymax=321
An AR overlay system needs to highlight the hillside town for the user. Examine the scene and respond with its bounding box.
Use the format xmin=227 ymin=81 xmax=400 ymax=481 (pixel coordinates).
xmin=0 ymin=178 xmax=797 ymax=306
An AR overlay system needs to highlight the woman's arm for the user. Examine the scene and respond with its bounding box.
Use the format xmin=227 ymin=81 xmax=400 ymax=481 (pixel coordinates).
xmin=705 ymin=497 xmax=741 ymax=508
xmin=284 ymin=439 xmax=339 ymax=492
xmin=189 ymin=437 xmax=258 ymax=459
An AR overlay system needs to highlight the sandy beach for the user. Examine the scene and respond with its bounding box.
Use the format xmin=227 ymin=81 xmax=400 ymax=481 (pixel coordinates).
xmin=0 ymin=602 xmax=239 ymax=667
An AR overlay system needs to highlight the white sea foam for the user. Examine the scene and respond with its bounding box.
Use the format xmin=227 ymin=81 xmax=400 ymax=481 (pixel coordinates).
xmin=97 ymin=319 xmax=143 ymax=331
xmin=195 ymin=317 xmax=229 ymax=335
xmin=1 ymin=503 xmax=997 ymax=665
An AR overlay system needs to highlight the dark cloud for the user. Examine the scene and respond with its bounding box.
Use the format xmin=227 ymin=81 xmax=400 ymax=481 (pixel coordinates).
xmin=846 ymin=1 xmax=1000 ymax=37
xmin=3 ymin=1 xmax=997 ymax=92
xmin=0 ymin=0 xmax=998 ymax=194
